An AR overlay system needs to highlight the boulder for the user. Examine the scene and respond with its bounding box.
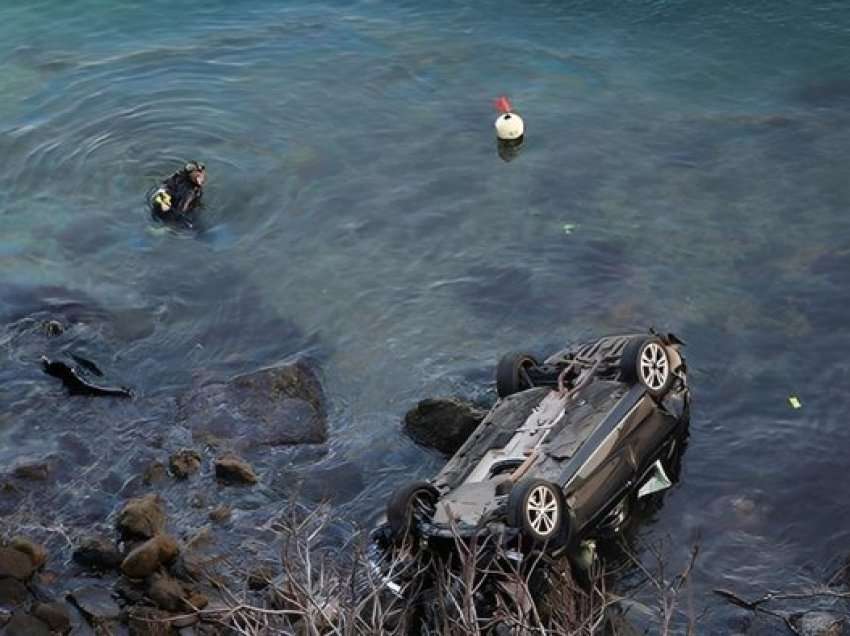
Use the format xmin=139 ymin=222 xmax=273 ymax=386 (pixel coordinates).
xmin=2 ymin=612 xmax=51 ymax=636
xmin=121 ymin=535 xmax=179 ymax=579
xmin=9 ymin=537 xmax=47 ymax=569
xmin=0 ymin=548 xmax=35 ymax=581
xmin=178 ymin=360 xmax=327 ymax=448
xmin=169 ymin=450 xmax=202 ymax=480
xmin=0 ymin=579 xmax=29 ymax=609
xmin=31 ymin=601 xmax=71 ymax=634
xmin=147 ymin=574 xmax=186 ymax=612
xmin=72 ymin=536 xmax=121 ymax=571
xmin=67 ymin=585 xmax=120 ymax=622
xmin=117 ymin=494 xmax=166 ymax=540
xmin=214 ymin=455 xmax=257 ymax=485
xmin=403 ymin=398 xmax=487 ymax=455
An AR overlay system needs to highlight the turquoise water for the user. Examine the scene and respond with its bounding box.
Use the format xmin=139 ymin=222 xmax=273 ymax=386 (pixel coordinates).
xmin=2 ymin=0 xmax=850 ymax=630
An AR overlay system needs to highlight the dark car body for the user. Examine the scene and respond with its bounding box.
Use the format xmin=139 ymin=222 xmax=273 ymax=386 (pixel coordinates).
xmin=380 ymin=332 xmax=690 ymax=556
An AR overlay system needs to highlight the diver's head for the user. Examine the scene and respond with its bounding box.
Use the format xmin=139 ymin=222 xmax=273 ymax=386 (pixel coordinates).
xmin=184 ymin=161 xmax=206 ymax=187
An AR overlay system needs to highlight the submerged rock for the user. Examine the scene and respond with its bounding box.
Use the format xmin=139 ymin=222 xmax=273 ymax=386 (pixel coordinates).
xmin=67 ymin=585 xmax=120 ymax=622
xmin=117 ymin=494 xmax=166 ymax=540
xmin=790 ymin=611 xmax=848 ymax=636
xmin=2 ymin=612 xmax=51 ymax=636
xmin=403 ymin=398 xmax=487 ymax=455
xmin=214 ymin=455 xmax=257 ymax=485
xmin=72 ymin=536 xmax=121 ymax=571
xmin=0 ymin=548 xmax=35 ymax=581
xmin=0 ymin=578 xmax=29 ymax=609
xmin=11 ymin=460 xmax=50 ymax=482
xmin=169 ymin=450 xmax=202 ymax=479
xmin=208 ymin=505 xmax=231 ymax=523
xmin=178 ymin=359 xmax=328 ymax=448
xmin=31 ymin=601 xmax=71 ymax=634
xmin=142 ymin=461 xmax=167 ymax=485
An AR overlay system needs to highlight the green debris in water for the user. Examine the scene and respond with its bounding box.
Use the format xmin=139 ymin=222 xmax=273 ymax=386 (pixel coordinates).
xmin=788 ymin=395 xmax=802 ymax=409
xmin=562 ymin=223 xmax=577 ymax=235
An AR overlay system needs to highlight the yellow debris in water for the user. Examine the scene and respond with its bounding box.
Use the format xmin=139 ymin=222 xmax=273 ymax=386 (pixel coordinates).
xmin=788 ymin=395 xmax=802 ymax=409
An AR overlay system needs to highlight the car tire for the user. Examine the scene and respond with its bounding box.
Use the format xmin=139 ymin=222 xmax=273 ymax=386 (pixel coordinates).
xmin=386 ymin=480 xmax=438 ymax=539
xmin=507 ymin=479 xmax=570 ymax=548
xmin=495 ymin=352 xmax=539 ymax=398
xmin=620 ymin=336 xmax=674 ymax=397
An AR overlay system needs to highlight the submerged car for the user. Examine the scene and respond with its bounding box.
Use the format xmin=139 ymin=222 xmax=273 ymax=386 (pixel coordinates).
xmin=379 ymin=332 xmax=690 ymax=557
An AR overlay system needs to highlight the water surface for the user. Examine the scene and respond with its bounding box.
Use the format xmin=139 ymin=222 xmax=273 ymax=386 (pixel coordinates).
xmin=2 ymin=1 xmax=850 ymax=631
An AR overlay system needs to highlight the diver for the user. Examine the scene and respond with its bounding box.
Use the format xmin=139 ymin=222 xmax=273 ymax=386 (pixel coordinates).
xmin=150 ymin=161 xmax=206 ymax=219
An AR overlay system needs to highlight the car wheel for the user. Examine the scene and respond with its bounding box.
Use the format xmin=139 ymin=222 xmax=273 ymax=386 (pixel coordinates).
xmin=620 ymin=336 xmax=674 ymax=397
xmin=386 ymin=480 xmax=438 ymax=539
xmin=507 ymin=479 xmax=570 ymax=547
xmin=495 ymin=352 xmax=539 ymax=398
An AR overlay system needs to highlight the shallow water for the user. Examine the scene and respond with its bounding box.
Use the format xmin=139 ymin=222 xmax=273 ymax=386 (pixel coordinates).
xmin=2 ymin=0 xmax=850 ymax=630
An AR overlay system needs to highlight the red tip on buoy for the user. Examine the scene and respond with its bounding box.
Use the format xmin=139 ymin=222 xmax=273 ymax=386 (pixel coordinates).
xmin=494 ymin=96 xmax=513 ymax=113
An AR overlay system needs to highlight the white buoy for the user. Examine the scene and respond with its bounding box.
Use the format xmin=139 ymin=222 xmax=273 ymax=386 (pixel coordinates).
xmin=495 ymin=112 xmax=524 ymax=140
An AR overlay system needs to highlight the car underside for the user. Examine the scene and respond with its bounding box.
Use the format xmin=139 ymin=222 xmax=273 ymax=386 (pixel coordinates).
xmin=375 ymin=332 xmax=690 ymax=565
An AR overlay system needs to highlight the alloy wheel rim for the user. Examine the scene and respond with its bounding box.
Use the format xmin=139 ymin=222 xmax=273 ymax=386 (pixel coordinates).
xmin=526 ymin=485 xmax=559 ymax=536
xmin=639 ymin=343 xmax=669 ymax=390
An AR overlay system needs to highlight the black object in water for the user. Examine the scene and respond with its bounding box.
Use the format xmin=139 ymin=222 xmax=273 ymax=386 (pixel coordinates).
xmin=41 ymin=355 xmax=133 ymax=398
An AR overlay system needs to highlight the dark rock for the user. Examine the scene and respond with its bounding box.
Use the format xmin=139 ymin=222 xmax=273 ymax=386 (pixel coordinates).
xmin=0 ymin=579 xmax=29 ymax=609
xmin=43 ymin=320 xmax=64 ymax=337
xmin=2 ymin=612 xmax=51 ymax=636
xmin=169 ymin=450 xmax=202 ymax=479
xmin=11 ymin=461 xmax=49 ymax=482
xmin=403 ymin=398 xmax=487 ymax=455
xmin=67 ymin=585 xmax=120 ymax=621
xmin=214 ymin=455 xmax=257 ymax=485
xmin=31 ymin=601 xmax=71 ymax=634
xmin=178 ymin=359 xmax=327 ymax=448
xmin=72 ymin=536 xmax=121 ymax=571
xmin=117 ymin=494 xmax=166 ymax=540
xmin=247 ymin=565 xmax=275 ymax=591
xmin=9 ymin=537 xmax=47 ymax=569
xmin=142 ymin=461 xmax=168 ymax=485
xmin=147 ymin=574 xmax=186 ymax=612
xmin=121 ymin=535 xmax=179 ymax=579
xmin=0 ymin=549 xmax=35 ymax=581
xmin=208 ymin=505 xmax=231 ymax=523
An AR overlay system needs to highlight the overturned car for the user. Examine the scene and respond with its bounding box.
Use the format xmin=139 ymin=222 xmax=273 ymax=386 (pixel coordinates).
xmin=377 ymin=332 xmax=690 ymax=560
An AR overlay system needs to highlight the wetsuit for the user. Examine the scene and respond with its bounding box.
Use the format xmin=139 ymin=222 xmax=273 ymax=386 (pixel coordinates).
xmin=164 ymin=169 xmax=203 ymax=213
xmin=152 ymin=168 xmax=203 ymax=216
